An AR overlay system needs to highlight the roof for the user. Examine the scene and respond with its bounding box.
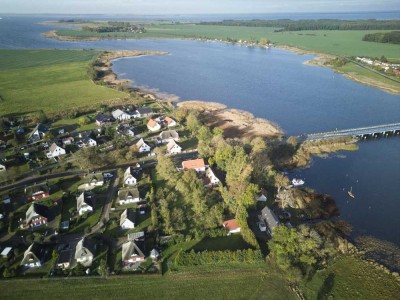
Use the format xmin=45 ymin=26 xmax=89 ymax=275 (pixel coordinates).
xmin=112 ymin=109 xmax=126 ymax=119
xmin=136 ymin=138 xmax=148 ymax=148
xmin=122 ymin=241 xmax=144 ymax=261
xmin=128 ymin=231 xmax=145 ymax=241
xmin=76 ymin=192 xmax=94 ymax=210
xmin=21 ymin=243 xmax=43 ymax=265
xmin=166 ymin=140 xmax=181 ymax=151
xmin=95 ymin=113 xmax=114 ymax=123
xmin=123 ymin=167 xmax=136 ymax=182
xmin=118 ymin=187 xmax=140 ymax=200
xmin=28 ymin=123 xmax=47 ymax=139
xmin=1 ymin=247 xmax=12 ymax=256
xmin=223 ymin=219 xmax=240 ymax=231
xmin=205 ymin=168 xmax=218 ymax=180
xmin=165 ymin=117 xmax=175 ymax=125
xmin=49 ymin=143 xmax=63 ymax=153
xmin=86 ymin=173 xmax=103 ymax=184
xmin=182 ymin=158 xmax=205 ymax=170
xmin=159 ymin=130 xmax=179 ymax=140
xmin=260 ymin=206 xmax=280 ymax=233
xmin=150 ymin=248 xmax=159 ymax=258
xmin=25 ymin=183 xmax=49 ymax=196
xmin=120 ymin=208 xmax=136 ymax=226
xmin=58 ymin=249 xmax=72 ymax=264
xmin=147 ymin=119 xmax=159 ymax=128
xmin=75 ymin=237 xmax=95 ymax=260
xmin=26 ymin=203 xmax=50 ymax=224
xmin=136 ymin=107 xmax=153 ymax=115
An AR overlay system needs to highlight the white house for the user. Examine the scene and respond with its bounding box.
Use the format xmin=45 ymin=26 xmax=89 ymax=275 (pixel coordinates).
xmin=134 ymin=138 xmax=151 ymax=153
xmin=85 ymin=173 xmax=104 ymax=187
xmin=257 ymin=193 xmax=267 ymax=202
xmin=166 ymin=140 xmax=182 ymax=155
xmin=21 ymin=243 xmax=43 ymax=268
xmin=74 ymin=238 xmax=95 ymax=267
xmin=158 ymin=130 xmax=179 ymax=144
xmin=165 ymin=117 xmax=177 ymax=127
xmin=147 ymin=119 xmax=161 ymax=132
xmin=0 ymin=163 xmax=6 ymax=172
xmin=124 ymin=167 xmax=137 ymax=186
xmin=205 ymin=167 xmax=220 ymax=186
xmin=118 ymin=187 xmax=140 ymax=205
xmin=77 ymin=193 xmax=94 ymax=216
xmin=62 ymin=136 xmax=75 ymax=146
xmin=122 ymin=241 xmax=145 ymax=267
xmin=112 ymin=109 xmax=131 ymax=121
xmin=120 ymin=209 xmax=135 ymax=230
xmin=46 ymin=143 xmax=66 ymax=158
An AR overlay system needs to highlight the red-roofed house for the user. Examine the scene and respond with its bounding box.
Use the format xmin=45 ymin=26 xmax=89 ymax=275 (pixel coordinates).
xmin=147 ymin=119 xmax=161 ymax=132
xmin=165 ymin=117 xmax=177 ymax=127
xmin=223 ymin=219 xmax=241 ymax=235
xmin=182 ymin=158 xmax=206 ymax=172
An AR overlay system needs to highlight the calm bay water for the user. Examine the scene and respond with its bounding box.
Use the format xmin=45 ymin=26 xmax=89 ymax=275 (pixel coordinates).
xmin=0 ymin=15 xmax=399 ymax=244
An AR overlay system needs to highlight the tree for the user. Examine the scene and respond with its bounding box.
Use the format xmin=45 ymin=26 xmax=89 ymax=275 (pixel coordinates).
xmin=73 ymin=263 xmax=86 ymax=276
xmin=186 ymin=112 xmax=201 ymax=133
xmin=78 ymin=116 xmax=90 ymax=126
xmin=97 ymin=259 xmax=110 ymax=278
xmin=259 ymin=38 xmax=270 ymax=46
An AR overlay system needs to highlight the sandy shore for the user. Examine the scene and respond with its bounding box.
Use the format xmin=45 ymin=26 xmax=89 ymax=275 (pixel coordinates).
xmin=178 ymin=100 xmax=282 ymax=139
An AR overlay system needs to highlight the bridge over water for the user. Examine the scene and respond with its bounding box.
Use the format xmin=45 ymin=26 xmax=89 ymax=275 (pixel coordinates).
xmin=303 ymin=122 xmax=400 ymax=141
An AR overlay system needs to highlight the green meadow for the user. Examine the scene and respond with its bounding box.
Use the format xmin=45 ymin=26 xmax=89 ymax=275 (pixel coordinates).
xmin=0 ymin=49 xmax=127 ymax=115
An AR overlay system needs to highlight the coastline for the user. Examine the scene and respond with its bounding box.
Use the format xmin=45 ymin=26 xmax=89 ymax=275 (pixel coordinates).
xmin=43 ymin=28 xmax=400 ymax=95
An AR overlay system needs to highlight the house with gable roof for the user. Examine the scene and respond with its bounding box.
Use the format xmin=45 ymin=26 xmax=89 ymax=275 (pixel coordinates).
xmin=121 ymin=241 xmax=145 ymax=268
xmin=77 ymin=192 xmax=95 ymax=216
xmin=259 ymin=206 xmax=280 ymax=236
xmin=28 ymin=123 xmax=48 ymax=142
xmin=134 ymin=138 xmax=151 ymax=153
xmin=166 ymin=140 xmax=182 ymax=154
xmin=74 ymin=237 xmax=95 ymax=267
xmin=134 ymin=107 xmax=153 ymax=118
xmin=118 ymin=187 xmax=140 ymax=205
xmin=182 ymin=158 xmax=206 ymax=172
xmin=123 ymin=167 xmax=137 ymax=186
xmin=25 ymin=203 xmax=49 ymax=228
xmin=112 ymin=109 xmax=131 ymax=121
xmin=223 ymin=219 xmax=241 ymax=235
xmin=120 ymin=208 xmax=136 ymax=230
xmin=147 ymin=119 xmax=161 ymax=132
xmin=85 ymin=173 xmax=104 ymax=188
xmin=165 ymin=117 xmax=177 ymax=127
xmin=21 ymin=243 xmax=45 ymax=268
xmin=46 ymin=143 xmax=66 ymax=158
xmin=158 ymin=130 xmax=179 ymax=144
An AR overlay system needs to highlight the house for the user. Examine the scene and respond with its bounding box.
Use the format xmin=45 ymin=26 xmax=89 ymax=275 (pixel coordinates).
xmin=21 ymin=243 xmax=44 ymax=268
xmin=1 ymin=247 xmax=12 ymax=258
xmin=0 ymin=163 xmax=6 ymax=172
xmin=74 ymin=237 xmax=95 ymax=267
xmin=121 ymin=241 xmax=145 ymax=267
xmin=85 ymin=173 xmax=104 ymax=187
xmin=117 ymin=124 xmax=135 ymax=137
xmin=25 ymin=183 xmax=50 ymax=201
xmin=165 ymin=117 xmax=177 ymax=127
xmin=95 ymin=113 xmax=114 ymax=126
xmin=166 ymin=140 xmax=182 ymax=154
xmin=57 ymin=249 xmax=73 ymax=269
xmin=182 ymin=158 xmax=206 ymax=172
xmin=134 ymin=138 xmax=151 ymax=153
xmin=257 ymin=192 xmax=267 ymax=202
xmin=2 ymin=195 xmax=11 ymax=204
xmin=77 ymin=192 xmax=94 ymax=216
xmin=128 ymin=231 xmax=145 ymax=242
xmin=158 ymin=130 xmax=179 ymax=144
xmin=205 ymin=168 xmax=220 ymax=186
xmin=147 ymin=119 xmax=161 ymax=132
xmin=81 ymin=135 xmax=97 ymax=148
xmin=223 ymin=219 xmax=241 ymax=235
xmin=62 ymin=136 xmax=75 ymax=146
xmin=28 ymin=123 xmax=47 ymax=142
xmin=120 ymin=208 xmax=136 ymax=230
xmin=259 ymin=206 xmax=280 ymax=235
xmin=134 ymin=107 xmax=153 ymax=118
xmin=25 ymin=203 xmax=49 ymax=228
xmin=112 ymin=109 xmax=131 ymax=121
xmin=46 ymin=143 xmax=66 ymax=158
xmin=118 ymin=187 xmax=140 ymax=205
xmin=123 ymin=167 xmax=137 ymax=186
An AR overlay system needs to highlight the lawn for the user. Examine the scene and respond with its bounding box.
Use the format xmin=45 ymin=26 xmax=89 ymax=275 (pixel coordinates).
xmin=302 ymin=256 xmax=400 ymax=299
xmin=0 ymin=267 xmax=296 ymax=300
xmin=0 ymin=49 xmax=127 ymax=115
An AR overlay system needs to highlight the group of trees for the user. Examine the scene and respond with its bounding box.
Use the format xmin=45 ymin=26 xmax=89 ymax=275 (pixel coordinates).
xmin=200 ymin=19 xmax=400 ymax=31
xmin=82 ymin=22 xmax=145 ymax=33
xmin=175 ymin=249 xmax=263 ymax=266
xmin=362 ymin=31 xmax=400 ymax=44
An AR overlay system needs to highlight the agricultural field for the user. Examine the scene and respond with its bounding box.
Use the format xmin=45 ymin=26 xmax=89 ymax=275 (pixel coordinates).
xmin=0 ymin=49 xmax=127 ymax=115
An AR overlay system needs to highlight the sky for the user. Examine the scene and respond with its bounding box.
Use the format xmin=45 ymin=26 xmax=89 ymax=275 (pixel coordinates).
xmin=1 ymin=0 xmax=399 ymax=15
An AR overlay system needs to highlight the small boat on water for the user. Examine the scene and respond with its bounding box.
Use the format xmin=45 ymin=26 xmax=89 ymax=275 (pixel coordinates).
xmin=348 ymin=186 xmax=355 ymax=199
xmin=292 ymin=178 xmax=305 ymax=186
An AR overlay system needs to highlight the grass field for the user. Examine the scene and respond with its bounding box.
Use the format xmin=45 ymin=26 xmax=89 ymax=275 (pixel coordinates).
xmin=0 ymin=49 xmax=127 ymax=115
xmin=57 ymin=25 xmax=400 ymax=59
xmin=302 ymin=256 xmax=400 ymax=299
xmin=0 ymin=267 xmax=296 ymax=300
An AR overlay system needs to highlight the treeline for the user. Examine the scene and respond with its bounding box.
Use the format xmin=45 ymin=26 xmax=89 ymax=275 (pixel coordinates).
xmin=82 ymin=21 xmax=145 ymax=33
xmin=199 ymin=19 xmax=400 ymax=31
xmin=362 ymin=31 xmax=400 ymax=44
xmin=175 ymin=249 xmax=263 ymax=266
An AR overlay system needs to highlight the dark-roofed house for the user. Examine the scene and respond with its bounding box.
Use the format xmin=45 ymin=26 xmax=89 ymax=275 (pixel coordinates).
xmin=21 ymin=243 xmax=44 ymax=268
xmin=120 ymin=208 xmax=136 ymax=230
xmin=121 ymin=241 xmax=145 ymax=268
xmin=74 ymin=237 xmax=95 ymax=267
xmin=25 ymin=183 xmax=50 ymax=201
xmin=259 ymin=206 xmax=280 ymax=236
xmin=57 ymin=249 xmax=73 ymax=269
xmin=118 ymin=187 xmax=140 ymax=205
xmin=85 ymin=173 xmax=104 ymax=188
xmin=95 ymin=113 xmax=114 ymax=126
xmin=25 ymin=203 xmax=49 ymax=229
xmin=77 ymin=192 xmax=95 ymax=216
xmin=158 ymin=130 xmax=179 ymax=144
xmin=79 ymin=133 xmax=97 ymax=148
xmin=28 ymin=123 xmax=48 ymax=142
xmin=134 ymin=107 xmax=153 ymax=118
